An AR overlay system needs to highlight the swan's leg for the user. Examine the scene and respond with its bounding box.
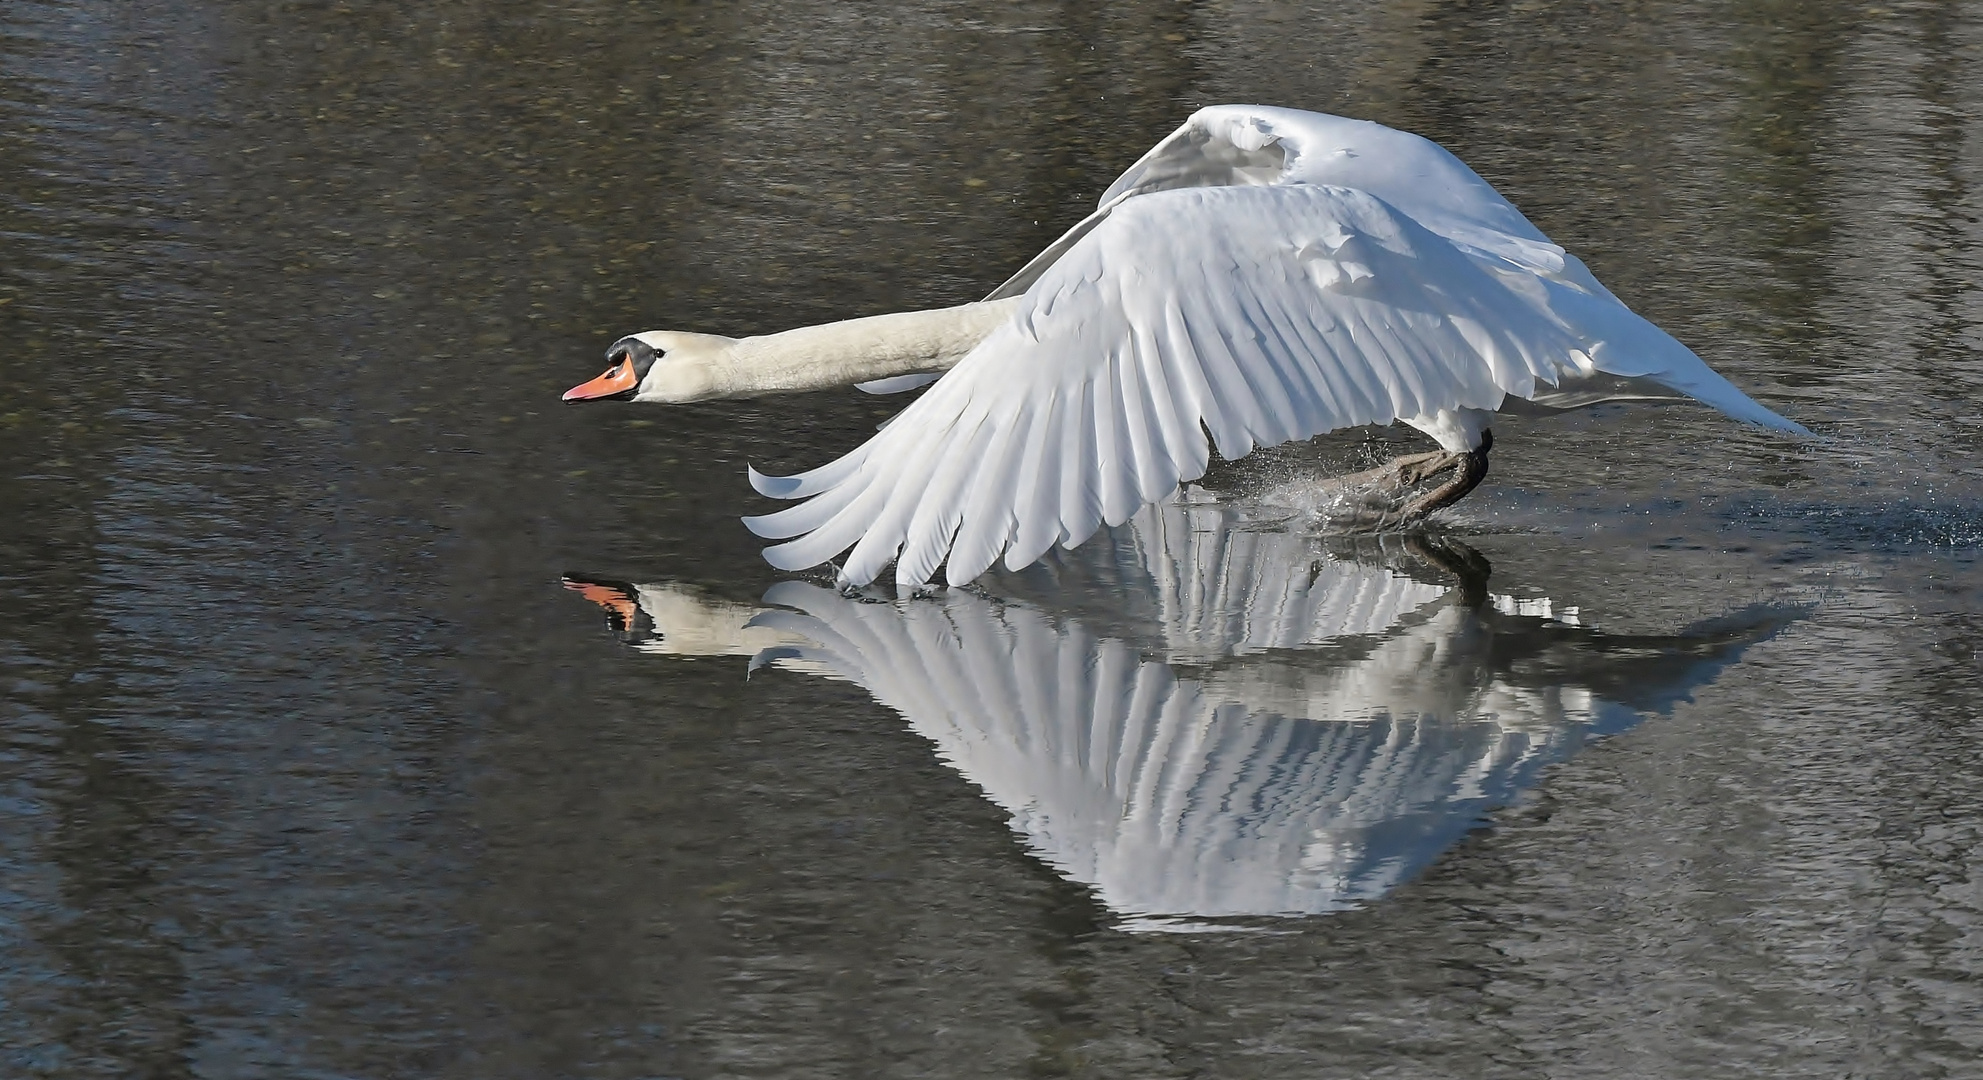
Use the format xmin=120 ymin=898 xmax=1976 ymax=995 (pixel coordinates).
xmin=1313 ymin=429 xmax=1492 ymax=530
xmin=1394 ymin=428 xmax=1492 ymax=519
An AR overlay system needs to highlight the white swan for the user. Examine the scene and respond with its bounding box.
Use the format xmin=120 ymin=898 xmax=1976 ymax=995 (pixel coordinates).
xmin=565 ymin=105 xmax=1808 ymax=588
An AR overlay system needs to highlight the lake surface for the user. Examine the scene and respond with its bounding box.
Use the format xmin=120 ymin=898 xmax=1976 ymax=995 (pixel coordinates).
xmin=4 ymin=0 xmax=1982 ymax=1076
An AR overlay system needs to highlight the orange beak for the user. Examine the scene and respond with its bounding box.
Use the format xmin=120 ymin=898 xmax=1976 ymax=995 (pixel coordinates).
xmin=562 ymin=359 xmax=639 ymax=402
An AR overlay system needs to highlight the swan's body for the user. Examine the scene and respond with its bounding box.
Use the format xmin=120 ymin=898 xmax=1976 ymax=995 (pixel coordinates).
xmin=566 ymin=105 xmax=1807 ymax=588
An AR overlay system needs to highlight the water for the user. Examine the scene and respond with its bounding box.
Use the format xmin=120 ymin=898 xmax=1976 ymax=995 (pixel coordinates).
xmin=2 ymin=0 xmax=1980 ymax=1076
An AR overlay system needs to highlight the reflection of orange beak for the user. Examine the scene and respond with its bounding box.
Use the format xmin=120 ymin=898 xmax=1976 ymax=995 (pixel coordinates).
xmin=562 ymin=577 xmax=642 ymax=632
xmin=562 ymin=359 xmax=639 ymax=402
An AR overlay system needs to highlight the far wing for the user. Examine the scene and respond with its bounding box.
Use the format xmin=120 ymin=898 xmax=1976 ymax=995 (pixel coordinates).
xmin=988 ymin=104 xmax=1559 ymax=301
xmin=986 ymin=107 xmax=1292 ymax=300
xmin=746 ymin=183 xmax=1630 ymax=589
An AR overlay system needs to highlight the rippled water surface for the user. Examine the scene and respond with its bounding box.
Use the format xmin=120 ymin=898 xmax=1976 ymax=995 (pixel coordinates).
xmin=4 ymin=1 xmax=1982 ymax=1077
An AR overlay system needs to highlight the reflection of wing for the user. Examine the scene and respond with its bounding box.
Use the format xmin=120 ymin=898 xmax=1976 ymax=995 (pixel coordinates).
xmin=998 ymin=493 xmax=1451 ymax=660
xmin=745 ymin=580 xmax=1793 ymax=925
xmin=746 ymin=582 xmax=1580 ymax=923
xmin=571 ymin=508 xmax=1801 ymax=926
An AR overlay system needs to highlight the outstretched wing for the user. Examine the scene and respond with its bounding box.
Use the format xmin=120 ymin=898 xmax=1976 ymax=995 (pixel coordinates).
xmin=747 ymin=182 xmax=1798 ymax=590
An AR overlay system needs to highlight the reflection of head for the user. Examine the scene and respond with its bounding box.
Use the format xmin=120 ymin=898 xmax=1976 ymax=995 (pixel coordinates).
xmin=560 ymin=577 xmax=654 ymax=643
xmin=568 ymin=500 xmax=1801 ymax=928
xmin=561 ymin=575 xmax=804 ymax=660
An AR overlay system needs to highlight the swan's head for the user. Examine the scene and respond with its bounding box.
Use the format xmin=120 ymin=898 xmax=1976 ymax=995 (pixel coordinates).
xmin=562 ymin=330 xmax=737 ymax=404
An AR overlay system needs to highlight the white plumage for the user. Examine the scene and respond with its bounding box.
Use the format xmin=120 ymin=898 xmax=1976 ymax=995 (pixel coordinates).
xmin=738 ymin=106 xmax=1805 ymax=588
xmin=573 ymin=106 xmax=1807 ymax=587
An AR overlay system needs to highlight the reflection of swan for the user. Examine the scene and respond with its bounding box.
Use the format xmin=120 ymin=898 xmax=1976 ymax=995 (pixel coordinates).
xmin=564 ymin=105 xmax=1806 ymax=588
xmin=567 ymin=507 xmax=1798 ymax=927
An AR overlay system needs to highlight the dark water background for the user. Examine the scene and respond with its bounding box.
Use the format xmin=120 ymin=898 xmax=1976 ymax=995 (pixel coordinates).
xmin=3 ymin=0 xmax=1982 ymax=1076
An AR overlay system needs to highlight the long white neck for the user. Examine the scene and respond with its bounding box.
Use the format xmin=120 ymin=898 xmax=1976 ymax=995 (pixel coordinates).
xmin=714 ymin=298 xmax=1021 ymax=397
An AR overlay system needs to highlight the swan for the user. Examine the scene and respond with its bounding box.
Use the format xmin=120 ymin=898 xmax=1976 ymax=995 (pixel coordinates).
xmin=564 ymin=105 xmax=1809 ymax=589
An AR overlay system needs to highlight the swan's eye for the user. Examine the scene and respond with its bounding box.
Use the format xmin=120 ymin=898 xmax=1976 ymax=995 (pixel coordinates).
xmin=603 ymin=336 xmax=661 ymax=381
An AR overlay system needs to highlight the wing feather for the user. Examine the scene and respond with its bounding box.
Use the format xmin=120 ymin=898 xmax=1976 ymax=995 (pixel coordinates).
xmin=748 ymin=444 xmax=874 ymax=500
xmin=1240 ymin=286 xmax=1331 ymax=432
xmin=1054 ymin=378 xmax=1104 ymax=554
xmin=894 ymin=410 xmax=997 ymax=587
xmin=1322 ymin=314 xmax=1391 ymax=422
xmin=745 ymin=457 xmax=877 ymax=539
xmin=945 ymin=403 xmax=1031 ymax=584
xmin=1116 ymin=339 xmax=1163 ymax=499
xmin=984 ymin=391 xmax=1058 ymax=578
xmin=749 ymin=179 xmax=1803 ymax=587
xmin=1175 ymin=291 xmax=1263 ymax=458
xmin=1148 ymin=304 xmax=1220 ymax=461
xmin=841 ymin=404 xmax=980 ymax=586
xmin=757 ymin=452 xmax=910 ymax=569
xmin=855 ymin=373 xmax=942 ymax=394
xmin=1130 ymin=316 xmax=1207 ymax=489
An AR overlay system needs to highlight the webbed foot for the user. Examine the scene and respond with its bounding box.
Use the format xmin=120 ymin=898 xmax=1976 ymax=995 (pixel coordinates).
xmin=1314 ymin=431 xmax=1492 ymax=530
